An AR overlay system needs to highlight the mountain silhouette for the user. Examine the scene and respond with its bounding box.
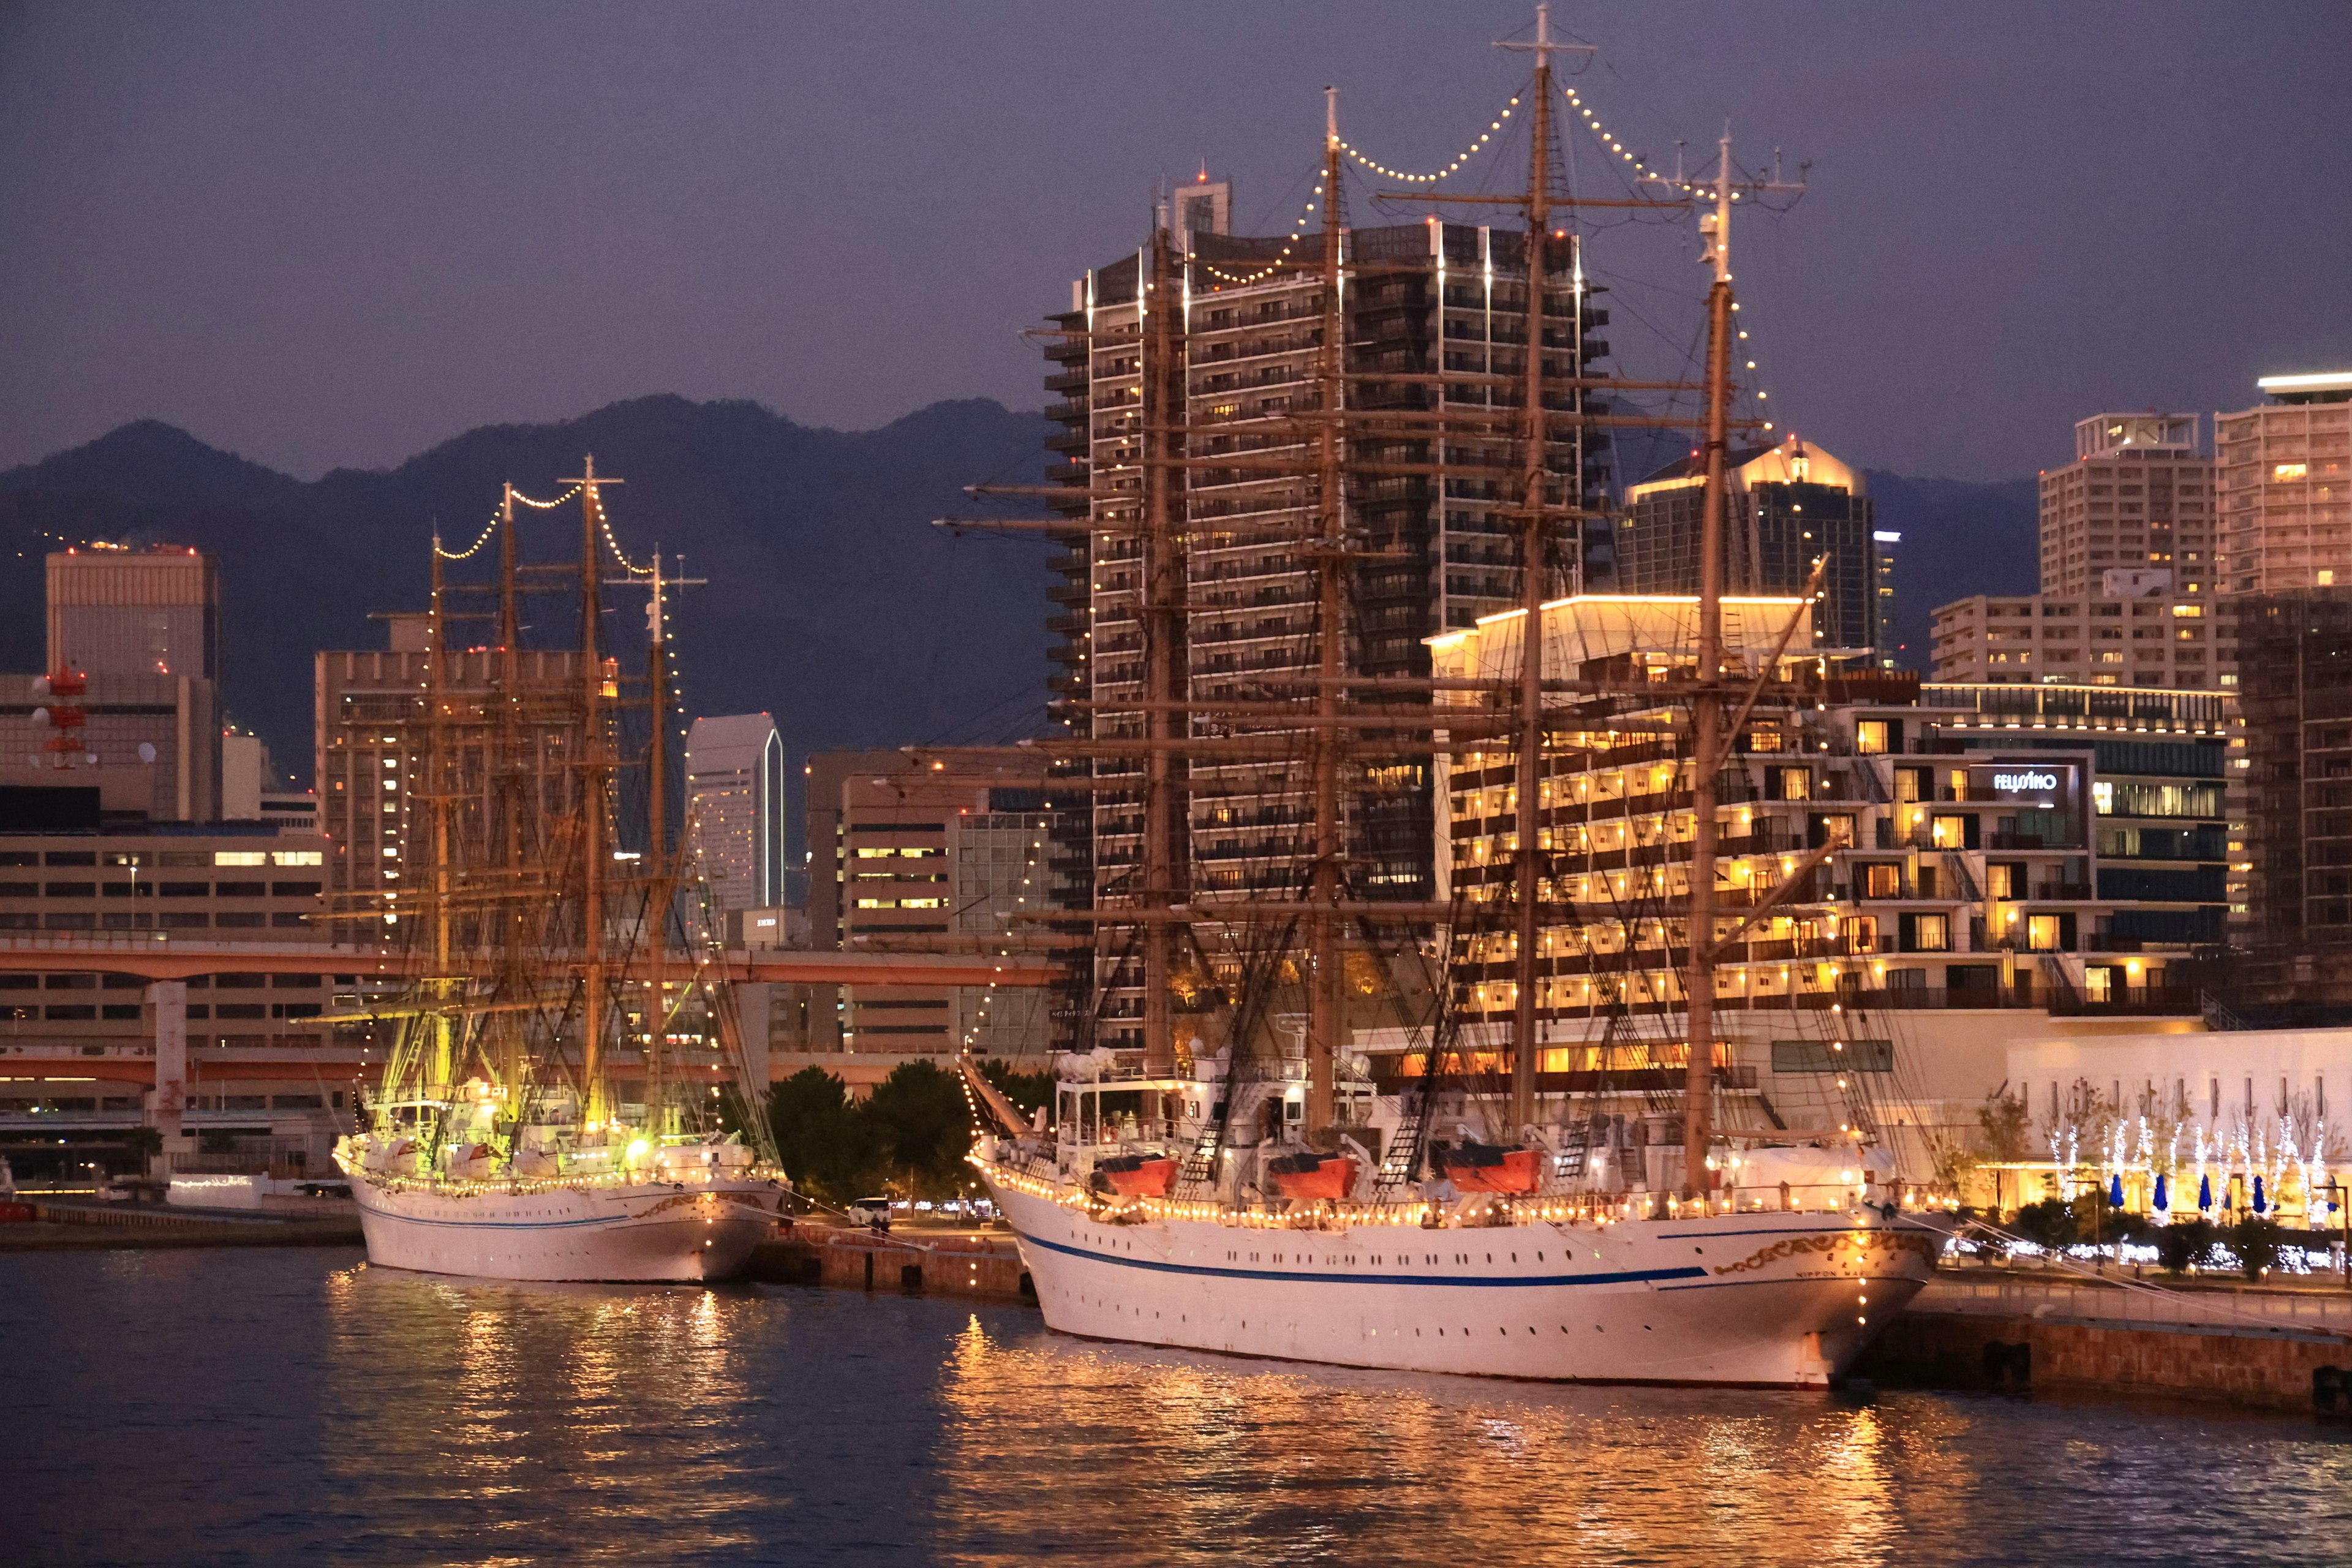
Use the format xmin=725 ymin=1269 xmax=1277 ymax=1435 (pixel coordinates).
xmin=0 ymin=396 xmax=1060 ymax=792
xmin=0 ymin=398 xmax=2038 ymax=803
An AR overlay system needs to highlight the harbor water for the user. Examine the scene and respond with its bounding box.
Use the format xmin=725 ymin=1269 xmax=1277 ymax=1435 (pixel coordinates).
xmin=9 ymin=1248 xmax=2352 ymax=1566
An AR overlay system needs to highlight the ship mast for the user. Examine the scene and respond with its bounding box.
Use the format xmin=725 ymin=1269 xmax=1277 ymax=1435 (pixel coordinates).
xmin=1305 ymin=86 xmax=1346 ymax=1135
xmin=426 ymin=530 xmax=454 ymax=1095
xmin=1681 ymin=135 xmax=1738 ymax=1192
xmin=1499 ymin=3 xmax=1581 ymax=1136
xmin=565 ymin=454 xmax=622 ymax=1127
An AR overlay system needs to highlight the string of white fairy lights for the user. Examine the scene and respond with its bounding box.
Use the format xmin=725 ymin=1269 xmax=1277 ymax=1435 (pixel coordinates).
xmin=1336 ymin=95 xmax=1520 ymax=184
xmin=432 ymin=483 xmax=583 ymax=561
xmin=1199 ymin=184 xmax=1324 ymax=287
xmin=429 ymin=483 xmax=652 ymax=574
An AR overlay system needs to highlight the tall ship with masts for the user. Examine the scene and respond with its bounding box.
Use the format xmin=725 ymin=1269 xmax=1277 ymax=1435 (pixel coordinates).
xmin=951 ymin=7 xmax=1945 ymax=1384
xmin=331 ymin=462 xmax=790 ymax=1281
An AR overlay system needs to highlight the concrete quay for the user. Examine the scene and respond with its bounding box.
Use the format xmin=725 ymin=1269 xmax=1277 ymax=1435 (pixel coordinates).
xmin=1860 ymin=1270 xmax=2352 ymax=1413
xmin=748 ymin=1224 xmax=1033 ymax=1304
xmin=0 ymin=1197 xmax=362 ymax=1250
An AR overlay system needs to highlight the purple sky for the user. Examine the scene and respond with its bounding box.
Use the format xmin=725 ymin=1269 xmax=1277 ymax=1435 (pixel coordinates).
xmin=3 ymin=1 xmax=2346 ymax=482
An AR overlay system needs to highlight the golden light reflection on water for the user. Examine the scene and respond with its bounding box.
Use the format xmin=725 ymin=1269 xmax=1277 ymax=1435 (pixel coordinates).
xmin=275 ymin=1263 xmax=2352 ymax=1566
xmin=322 ymin=1264 xmax=771 ymax=1564
xmin=926 ymin=1317 xmax=2037 ymax=1567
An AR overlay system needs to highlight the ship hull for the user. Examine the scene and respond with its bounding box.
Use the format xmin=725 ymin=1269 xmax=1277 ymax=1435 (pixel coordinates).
xmin=347 ymin=1175 xmax=783 ymax=1283
xmin=986 ymin=1178 xmax=1937 ymax=1387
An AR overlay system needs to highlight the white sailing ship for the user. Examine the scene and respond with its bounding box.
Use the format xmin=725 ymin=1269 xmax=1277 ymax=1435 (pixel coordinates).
xmin=957 ymin=6 xmax=1945 ymax=1385
xmin=334 ymin=466 xmax=788 ymax=1281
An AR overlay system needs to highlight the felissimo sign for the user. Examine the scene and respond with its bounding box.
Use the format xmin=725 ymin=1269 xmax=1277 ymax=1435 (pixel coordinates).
xmin=1966 ymin=762 xmax=2075 ymax=808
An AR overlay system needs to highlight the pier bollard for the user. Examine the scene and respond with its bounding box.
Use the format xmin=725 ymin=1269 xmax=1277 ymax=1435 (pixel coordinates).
xmin=864 ymin=1251 xmax=875 ymax=1291
xmin=900 ymin=1263 xmax=924 ymax=1293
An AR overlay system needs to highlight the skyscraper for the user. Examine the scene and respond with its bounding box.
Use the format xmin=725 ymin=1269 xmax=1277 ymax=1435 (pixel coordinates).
xmin=1616 ymin=435 xmax=1885 ymax=655
xmin=2038 ymin=412 xmax=2212 ymax=599
xmin=2217 ymin=372 xmax=2352 ymax=595
xmin=684 ymin=713 xmax=785 ymax=916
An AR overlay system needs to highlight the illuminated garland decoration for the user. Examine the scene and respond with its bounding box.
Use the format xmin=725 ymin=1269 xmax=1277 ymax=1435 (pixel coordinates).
xmin=968 ymin=1150 xmax=1935 ymax=1229
xmin=509 ymin=484 xmax=582 ymax=510
xmin=1559 ymin=84 xmax=1692 ymax=195
xmin=1199 ymin=183 xmax=1324 ymax=287
xmin=434 ymin=511 xmax=503 ymax=562
xmin=432 ymin=484 xmax=583 ymax=560
xmin=1337 ymin=95 xmax=1519 ymax=184
xmin=589 ymin=486 xmax=652 ymax=576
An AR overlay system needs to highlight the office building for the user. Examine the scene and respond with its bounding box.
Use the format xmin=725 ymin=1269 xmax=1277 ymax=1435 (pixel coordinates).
xmin=950 ymin=793 xmax=1054 ymax=1057
xmin=684 ymin=713 xmax=786 ymax=916
xmin=1039 ymin=198 xmax=1615 ymax=1044
xmin=2217 ymin=372 xmax=2352 ymax=595
xmin=1 ymin=672 xmax=221 ymax=823
xmin=0 ymin=782 xmax=349 ymax=1183
xmin=2037 ymin=413 xmax=2213 ymax=599
xmin=8 ymin=548 xmax=225 ymax=823
xmin=1616 ymin=435 xmax=1888 ymax=657
xmin=47 ymin=545 xmax=220 ymax=680
xmin=313 ymin=615 xmax=581 ymax=935
xmin=799 ymin=750 xmax=1051 ymax=1065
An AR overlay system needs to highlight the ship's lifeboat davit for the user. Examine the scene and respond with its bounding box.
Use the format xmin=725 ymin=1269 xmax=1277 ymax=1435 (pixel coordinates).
xmin=1094 ymin=1153 xmax=1177 ymax=1197
xmin=1436 ymin=1141 xmax=1542 ymax=1195
xmin=1267 ymin=1151 xmax=1357 ymax=1201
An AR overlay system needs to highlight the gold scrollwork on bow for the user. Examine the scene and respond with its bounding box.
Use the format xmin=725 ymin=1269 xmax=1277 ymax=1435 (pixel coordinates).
xmin=1713 ymin=1229 xmax=1934 ymax=1276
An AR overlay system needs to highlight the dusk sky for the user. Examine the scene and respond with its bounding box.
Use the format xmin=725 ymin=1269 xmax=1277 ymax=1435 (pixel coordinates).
xmin=3 ymin=0 xmax=2346 ymax=482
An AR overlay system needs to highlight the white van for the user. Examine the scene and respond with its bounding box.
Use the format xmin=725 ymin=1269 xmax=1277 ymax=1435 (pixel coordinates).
xmin=848 ymin=1196 xmax=893 ymax=1232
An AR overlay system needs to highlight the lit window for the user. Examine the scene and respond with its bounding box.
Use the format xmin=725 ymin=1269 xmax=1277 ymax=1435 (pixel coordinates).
xmin=213 ymin=852 xmax=267 ymax=867
xmin=271 ymin=851 xmax=323 ymax=867
xmin=2027 ymin=914 xmax=2065 ymax=952
xmin=2274 ymin=463 xmax=2308 ymax=481
xmin=1855 ymin=720 xmax=1889 ymax=755
xmin=2092 ymin=782 xmax=2114 ymax=815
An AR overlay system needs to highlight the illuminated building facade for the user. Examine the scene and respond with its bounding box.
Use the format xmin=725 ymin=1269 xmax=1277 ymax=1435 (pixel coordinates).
xmin=1422 ymin=596 xmax=2226 ymax=1052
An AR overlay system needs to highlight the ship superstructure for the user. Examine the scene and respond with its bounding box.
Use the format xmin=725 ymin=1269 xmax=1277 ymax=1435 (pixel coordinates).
xmin=332 ymin=464 xmax=789 ymax=1281
xmin=950 ymin=6 xmax=1945 ymax=1385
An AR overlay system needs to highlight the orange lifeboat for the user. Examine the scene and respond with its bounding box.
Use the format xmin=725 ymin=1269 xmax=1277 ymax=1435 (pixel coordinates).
xmin=1267 ymin=1151 xmax=1357 ymax=1201
xmin=1095 ymin=1154 xmax=1177 ymax=1198
xmin=1436 ymin=1142 xmax=1541 ymax=1195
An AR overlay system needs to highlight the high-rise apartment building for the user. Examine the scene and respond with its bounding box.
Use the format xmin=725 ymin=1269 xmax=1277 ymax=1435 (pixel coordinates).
xmin=1616 ymin=435 xmax=1886 ymax=656
xmin=1929 ymin=590 xmax=2234 ymax=690
xmin=1038 ymin=203 xmax=1613 ymax=1046
xmin=2037 ymin=413 xmax=2212 ymax=598
xmin=2217 ymin=372 xmax=2352 ymax=595
xmin=2236 ymin=589 xmax=2352 ymax=995
xmin=47 ymin=545 xmax=220 ymax=680
xmin=684 ymin=713 xmax=785 ymax=916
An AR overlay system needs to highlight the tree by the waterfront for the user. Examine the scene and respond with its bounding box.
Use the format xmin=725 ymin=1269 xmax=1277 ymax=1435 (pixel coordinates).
xmin=765 ymin=1068 xmax=885 ymax=1202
